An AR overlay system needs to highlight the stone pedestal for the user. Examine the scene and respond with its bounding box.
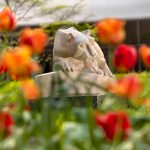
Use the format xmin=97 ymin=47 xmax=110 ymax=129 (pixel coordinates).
xmin=35 ymin=71 xmax=115 ymax=98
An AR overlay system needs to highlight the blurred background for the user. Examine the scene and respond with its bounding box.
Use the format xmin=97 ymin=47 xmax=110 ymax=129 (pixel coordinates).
xmin=1 ymin=0 xmax=150 ymax=72
xmin=1 ymin=0 xmax=150 ymax=24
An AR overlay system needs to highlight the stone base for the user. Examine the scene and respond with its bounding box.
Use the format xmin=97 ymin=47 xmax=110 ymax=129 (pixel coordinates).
xmin=35 ymin=71 xmax=115 ymax=97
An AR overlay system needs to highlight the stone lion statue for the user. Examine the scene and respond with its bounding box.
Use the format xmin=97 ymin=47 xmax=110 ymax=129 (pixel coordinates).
xmin=35 ymin=27 xmax=115 ymax=97
xmin=53 ymin=27 xmax=114 ymax=77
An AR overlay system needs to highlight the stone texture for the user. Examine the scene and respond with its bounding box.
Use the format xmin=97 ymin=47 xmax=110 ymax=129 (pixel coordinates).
xmin=35 ymin=27 xmax=115 ymax=97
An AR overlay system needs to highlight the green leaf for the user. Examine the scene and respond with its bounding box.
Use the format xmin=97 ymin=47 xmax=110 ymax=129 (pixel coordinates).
xmin=0 ymin=81 xmax=23 ymax=105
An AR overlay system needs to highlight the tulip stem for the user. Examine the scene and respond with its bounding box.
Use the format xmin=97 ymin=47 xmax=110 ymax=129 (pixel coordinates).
xmin=141 ymin=71 xmax=150 ymax=98
xmin=108 ymin=46 xmax=115 ymax=72
xmin=124 ymin=98 xmax=137 ymax=110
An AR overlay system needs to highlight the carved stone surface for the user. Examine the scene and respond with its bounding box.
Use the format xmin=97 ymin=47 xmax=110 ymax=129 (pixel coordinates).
xmin=35 ymin=71 xmax=114 ymax=97
xmin=53 ymin=27 xmax=114 ymax=77
xmin=35 ymin=27 xmax=115 ymax=97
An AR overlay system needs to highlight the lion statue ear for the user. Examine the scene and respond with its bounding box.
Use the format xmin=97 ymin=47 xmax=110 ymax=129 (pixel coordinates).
xmin=68 ymin=33 xmax=75 ymax=42
xmin=70 ymin=27 xmax=77 ymax=30
xmin=82 ymin=30 xmax=90 ymax=36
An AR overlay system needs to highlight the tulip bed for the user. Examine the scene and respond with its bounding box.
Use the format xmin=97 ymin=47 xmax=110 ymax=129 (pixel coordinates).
xmin=0 ymin=72 xmax=149 ymax=149
xmin=1 ymin=6 xmax=150 ymax=150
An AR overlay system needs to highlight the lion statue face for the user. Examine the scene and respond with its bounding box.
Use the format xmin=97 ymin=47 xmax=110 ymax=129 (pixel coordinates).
xmin=53 ymin=27 xmax=97 ymax=60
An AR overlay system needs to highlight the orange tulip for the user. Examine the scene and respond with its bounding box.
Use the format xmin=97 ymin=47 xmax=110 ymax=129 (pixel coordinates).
xmin=139 ymin=44 xmax=150 ymax=69
xmin=96 ymin=18 xmax=126 ymax=45
xmin=0 ymin=7 xmax=16 ymax=31
xmin=20 ymin=79 xmax=40 ymax=100
xmin=19 ymin=28 xmax=48 ymax=54
xmin=107 ymin=74 xmax=142 ymax=99
xmin=2 ymin=46 xmax=40 ymax=80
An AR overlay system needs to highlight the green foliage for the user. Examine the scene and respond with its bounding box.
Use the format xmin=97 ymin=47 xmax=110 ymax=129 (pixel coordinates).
xmin=0 ymin=72 xmax=150 ymax=149
xmin=43 ymin=21 xmax=97 ymax=43
xmin=0 ymin=81 xmax=22 ymax=105
xmin=0 ymin=31 xmax=18 ymax=52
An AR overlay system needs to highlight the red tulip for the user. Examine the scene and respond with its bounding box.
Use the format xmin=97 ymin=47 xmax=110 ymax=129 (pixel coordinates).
xmin=0 ymin=112 xmax=14 ymax=137
xmin=95 ymin=111 xmax=131 ymax=141
xmin=107 ymin=74 xmax=142 ymax=99
xmin=96 ymin=18 xmax=126 ymax=45
xmin=0 ymin=7 xmax=16 ymax=31
xmin=0 ymin=60 xmax=7 ymax=74
xmin=19 ymin=28 xmax=48 ymax=55
xmin=139 ymin=44 xmax=150 ymax=69
xmin=114 ymin=44 xmax=137 ymax=72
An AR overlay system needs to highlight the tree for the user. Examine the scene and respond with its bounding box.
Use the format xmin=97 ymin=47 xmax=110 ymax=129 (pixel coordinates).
xmin=0 ymin=0 xmax=85 ymax=21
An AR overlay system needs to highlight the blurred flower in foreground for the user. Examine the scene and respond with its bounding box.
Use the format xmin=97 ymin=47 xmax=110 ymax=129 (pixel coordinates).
xmin=143 ymin=98 xmax=150 ymax=110
xmin=134 ymin=98 xmax=150 ymax=109
xmin=139 ymin=44 xmax=150 ymax=69
xmin=114 ymin=44 xmax=137 ymax=72
xmin=19 ymin=28 xmax=48 ymax=54
xmin=0 ymin=7 xmax=16 ymax=31
xmin=95 ymin=111 xmax=131 ymax=141
xmin=107 ymin=74 xmax=142 ymax=99
xmin=0 ymin=112 xmax=14 ymax=138
xmin=0 ymin=59 xmax=7 ymax=74
xmin=2 ymin=46 xmax=40 ymax=80
xmin=96 ymin=18 xmax=126 ymax=45
xmin=20 ymin=79 xmax=40 ymax=101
